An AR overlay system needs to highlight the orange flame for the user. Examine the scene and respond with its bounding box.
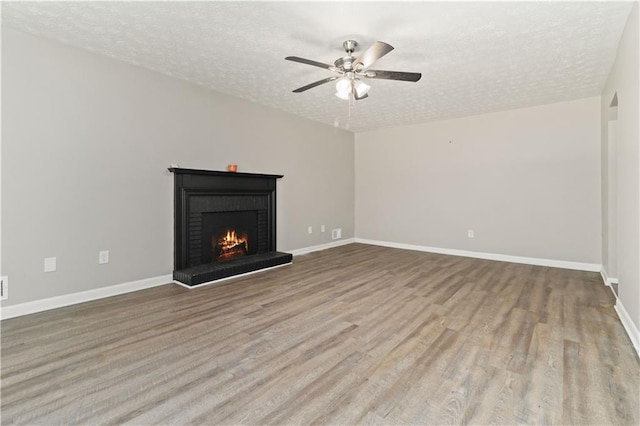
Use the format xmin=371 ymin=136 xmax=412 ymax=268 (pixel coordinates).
xmin=213 ymin=229 xmax=249 ymax=261
xmin=221 ymin=230 xmax=248 ymax=249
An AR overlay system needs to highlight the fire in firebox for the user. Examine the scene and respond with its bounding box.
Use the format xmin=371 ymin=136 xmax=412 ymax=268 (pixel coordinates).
xmin=213 ymin=230 xmax=249 ymax=261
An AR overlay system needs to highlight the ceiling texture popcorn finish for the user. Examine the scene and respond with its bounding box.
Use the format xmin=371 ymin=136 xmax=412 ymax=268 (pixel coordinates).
xmin=2 ymin=1 xmax=634 ymax=132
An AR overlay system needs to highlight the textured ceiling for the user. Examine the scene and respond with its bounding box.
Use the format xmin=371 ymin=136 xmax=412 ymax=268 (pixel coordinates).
xmin=2 ymin=1 xmax=634 ymax=132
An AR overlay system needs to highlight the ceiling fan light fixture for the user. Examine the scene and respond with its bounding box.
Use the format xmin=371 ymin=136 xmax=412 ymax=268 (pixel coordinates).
xmin=354 ymin=79 xmax=370 ymax=98
xmin=335 ymin=90 xmax=351 ymax=101
xmin=335 ymin=76 xmax=352 ymax=100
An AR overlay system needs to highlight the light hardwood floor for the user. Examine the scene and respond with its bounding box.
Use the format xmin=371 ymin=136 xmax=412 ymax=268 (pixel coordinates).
xmin=1 ymin=243 xmax=638 ymax=425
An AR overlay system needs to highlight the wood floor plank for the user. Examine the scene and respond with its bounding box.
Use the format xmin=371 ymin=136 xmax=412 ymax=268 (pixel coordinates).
xmin=515 ymin=322 xmax=564 ymax=425
xmin=1 ymin=243 xmax=638 ymax=425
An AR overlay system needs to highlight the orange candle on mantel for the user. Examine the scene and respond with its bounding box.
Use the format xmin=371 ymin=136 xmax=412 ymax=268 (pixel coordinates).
xmin=227 ymin=164 xmax=238 ymax=172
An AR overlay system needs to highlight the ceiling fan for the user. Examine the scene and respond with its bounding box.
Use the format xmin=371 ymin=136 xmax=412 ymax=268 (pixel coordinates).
xmin=285 ymin=40 xmax=421 ymax=101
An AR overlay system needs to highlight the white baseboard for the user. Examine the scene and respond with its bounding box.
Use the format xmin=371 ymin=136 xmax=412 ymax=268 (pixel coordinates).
xmin=601 ymin=268 xmax=611 ymax=287
xmin=0 ymin=274 xmax=173 ymax=320
xmin=600 ymin=267 xmax=619 ymax=288
xmin=614 ymin=300 xmax=640 ymax=357
xmin=354 ymin=238 xmax=602 ymax=272
xmin=289 ymin=238 xmax=356 ymax=256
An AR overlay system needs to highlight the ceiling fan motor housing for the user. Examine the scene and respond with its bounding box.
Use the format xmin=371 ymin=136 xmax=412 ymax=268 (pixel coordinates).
xmin=342 ymin=40 xmax=358 ymax=55
xmin=334 ymin=56 xmax=355 ymax=71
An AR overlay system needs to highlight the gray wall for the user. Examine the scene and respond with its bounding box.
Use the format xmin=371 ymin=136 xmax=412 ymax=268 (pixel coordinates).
xmin=1 ymin=28 xmax=355 ymax=306
xmin=601 ymin=4 xmax=639 ymax=331
xmin=355 ymin=97 xmax=602 ymax=264
xmin=602 ymin=116 xmax=618 ymax=279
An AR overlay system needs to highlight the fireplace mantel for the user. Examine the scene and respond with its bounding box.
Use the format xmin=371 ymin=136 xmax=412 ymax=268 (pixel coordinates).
xmin=169 ymin=167 xmax=291 ymax=286
xmin=168 ymin=167 xmax=283 ymax=180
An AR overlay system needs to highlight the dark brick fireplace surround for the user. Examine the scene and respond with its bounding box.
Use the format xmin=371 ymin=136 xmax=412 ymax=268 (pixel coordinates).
xmin=169 ymin=168 xmax=292 ymax=286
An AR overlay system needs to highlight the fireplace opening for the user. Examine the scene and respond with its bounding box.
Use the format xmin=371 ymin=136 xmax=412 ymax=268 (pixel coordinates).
xmin=202 ymin=210 xmax=258 ymax=264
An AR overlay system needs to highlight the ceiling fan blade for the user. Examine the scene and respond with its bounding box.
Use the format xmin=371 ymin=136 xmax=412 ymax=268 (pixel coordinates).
xmin=364 ymin=70 xmax=422 ymax=82
xmin=285 ymin=56 xmax=334 ymax=70
xmin=292 ymin=76 xmax=338 ymax=93
xmin=351 ymin=41 xmax=394 ymax=70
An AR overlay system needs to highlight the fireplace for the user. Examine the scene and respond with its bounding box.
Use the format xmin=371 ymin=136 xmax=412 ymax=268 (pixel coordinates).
xmin=169 ymin=168 xmax=292 ymax=286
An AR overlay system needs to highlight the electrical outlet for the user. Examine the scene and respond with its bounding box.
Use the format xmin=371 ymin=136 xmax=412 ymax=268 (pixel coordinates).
xmin=1 ymin=276 xmax=8 ymax=300
xmin=307 ymin=226 xmax=313 ymax=234
xmin=468 ymin=230 xmax=475 ymax=238
xmin=44 ymin=257 xmax=57 ymax=272
xmin=99 ymin=250 xmax=109 ymax=264
xmin=332 ymin=228 xmax=342 ymax=240
xmin=321 ymin=225 xmax=326 ymax=233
